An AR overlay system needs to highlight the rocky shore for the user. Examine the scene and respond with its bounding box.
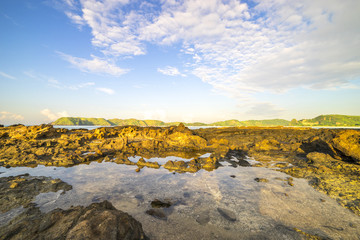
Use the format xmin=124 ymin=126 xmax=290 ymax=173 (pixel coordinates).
xmin=0 ymin=123 xmax=359 ymax=217
xmin=0 ymin=174 xmax=148 ymax=239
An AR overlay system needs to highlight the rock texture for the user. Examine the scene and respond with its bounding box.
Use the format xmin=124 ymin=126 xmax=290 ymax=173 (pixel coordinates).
xmin=0 ymin=174 xmax=72 ymax=212
xmin=0 ymin=200 xmax=148 ymax=240
xmin=0 ymin=124 xmax=360 ymax=215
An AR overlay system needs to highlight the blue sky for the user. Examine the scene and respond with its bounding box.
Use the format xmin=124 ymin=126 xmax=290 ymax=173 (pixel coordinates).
xmin=1 ymin=0 xmax=359 ymax=125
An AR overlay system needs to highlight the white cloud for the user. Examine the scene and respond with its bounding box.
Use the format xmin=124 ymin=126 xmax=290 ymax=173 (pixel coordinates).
xmin=40 ymin=109 xmax=69 ymax=121
xmin=62 ymin=0 xmax=360 ymax=102
xmin=157 ymin=66 xmax=186 ymax=77
xmin=96 ymin=87 xmax=115 ymax=95
xmin=58 ymin=52 xmax=128 ymax=76
xmin=0 ymin=111 xmax=24 ymax=121
xmin=0 ymin=71 xmax=16 ymax=80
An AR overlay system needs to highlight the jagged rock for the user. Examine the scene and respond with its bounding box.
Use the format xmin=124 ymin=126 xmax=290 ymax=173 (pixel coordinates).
xmin=254 ymin=139 xmax=280 ymax=151
xmin=1 ymin=124 xmax=360 ymax=215
xmin=136 ymin=158 xmax=160 ymax=169
xmin=333 ymin=130 xmax=360 ymax=163
xmin=0 ymin=201 xmax=148 ymax=240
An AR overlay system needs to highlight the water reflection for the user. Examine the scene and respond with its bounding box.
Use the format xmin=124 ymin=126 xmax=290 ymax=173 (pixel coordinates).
xmin=1 ymin=158 xmax=359 ymax=239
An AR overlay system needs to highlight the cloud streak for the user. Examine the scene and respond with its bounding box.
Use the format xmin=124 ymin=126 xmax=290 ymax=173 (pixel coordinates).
xmin=96 ymin=87 xmax=115 ymax=95
xmin=24 ymin=70 xmax=96 ymax=90
xmin=0 ymin=71 xmax=16 ymax=80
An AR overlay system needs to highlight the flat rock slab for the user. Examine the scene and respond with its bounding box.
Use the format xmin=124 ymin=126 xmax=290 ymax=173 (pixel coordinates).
xmin=217 ymin=208 xmax=237 ymax=222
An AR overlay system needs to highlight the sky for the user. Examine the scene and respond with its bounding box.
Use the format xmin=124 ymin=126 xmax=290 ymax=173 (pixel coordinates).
xmin=0 ymin=0 xmax=360 ymax=125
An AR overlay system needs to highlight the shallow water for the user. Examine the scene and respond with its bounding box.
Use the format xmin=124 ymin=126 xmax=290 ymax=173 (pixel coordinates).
xmin=1 ymin=157 xmax=359 ymax=239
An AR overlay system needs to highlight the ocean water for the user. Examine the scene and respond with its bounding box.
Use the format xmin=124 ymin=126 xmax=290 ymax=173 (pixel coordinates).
xmin=1 ymin=156 xmax=359 ymax=239
xmin=52 ymin=125 xmax=360 ymax=130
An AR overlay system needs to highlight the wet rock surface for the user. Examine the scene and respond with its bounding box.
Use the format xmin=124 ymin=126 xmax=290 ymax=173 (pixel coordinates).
xmin=0 ymin=174 xmax=72 ymax=212
xmin=0 ymin=124 xmax=360 ymax=215
xmin=217 ymin=208 xmax=237 ymax=222
xmin=196 ymin=211 xmax=210 ymax=225
xmin=0 ymin=200 xmax=148 ymax=240
xmin=145 ymin=208 xmax=168 ymax=220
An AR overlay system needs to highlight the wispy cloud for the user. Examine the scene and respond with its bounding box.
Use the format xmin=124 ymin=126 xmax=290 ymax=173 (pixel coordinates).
xmin=40 ymin=109 xmax=69 ymax=121
xmin=24 ymin=70 xmax=95 ymax=90
xmin=58 ymin=52 xmax=128 ymax=76
xmin=48 ymin=78 xmax=95 ymax=90
xmin=157 ymin=66 xmax=186 ymax=77
xmin=0 ymin=71 xmax=16 ymax=80
xmin=62 ymin=0 xmax=360 ymax=102
xmin=2 ymin=13 xmax=21 ymax=26
xmin=0 ymin=111 xmax=24 ymax=121
xmin=96 ymin=87 xmax=115 ymax=95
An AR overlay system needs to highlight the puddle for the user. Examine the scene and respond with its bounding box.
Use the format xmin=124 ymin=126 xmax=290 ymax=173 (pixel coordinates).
xmin=0 ymin=158 xmax=359 ymax=239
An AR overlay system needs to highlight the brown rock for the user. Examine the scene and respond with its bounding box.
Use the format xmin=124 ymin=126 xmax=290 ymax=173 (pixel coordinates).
xmin=0 ymin=201 xmax=148 ymax=240
xmin=333 ymin=130 xmax=360 ymax=163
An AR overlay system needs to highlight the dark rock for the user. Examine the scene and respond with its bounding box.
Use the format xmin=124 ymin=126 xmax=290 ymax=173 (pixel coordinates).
xmin=183 ymin=192 xmax=190 ymax=198
xmin=135 ymin=194 xmax=144 ymax=202
xmin=0 ymin=201 xmax=148 ymax=240
xmin=151 ymin=199 xmax=172 ymax=208
xmin=217 ymin=208 xmax=236 ymax=221
xmin=146 ymin=209 xmax=167 ymax=220
xmin=254 ymin=178 xmax=269 ymax=183
xmin=230 ymin=175 xmax=236 ymax=178
xmin=196 ymin=211 xmax=210 ymax=225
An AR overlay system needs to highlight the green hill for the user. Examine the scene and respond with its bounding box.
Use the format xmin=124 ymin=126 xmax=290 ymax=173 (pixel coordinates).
xmin=240 ymin=119 xmax=290 ymax=127
xmin=210 ymin=119 xmax=244 ymax=127
xmin=144 ymin=120 xmax=166 ymax=126
xmin=53 ymin=117 xmax=112 ymax=126
xmin=52 ymin=115 xmax=360 ymax=127
xmin=293 ymin=115 xmax=360 ymax=126
xmin=108 ymin=118 xmax=147 ymax=126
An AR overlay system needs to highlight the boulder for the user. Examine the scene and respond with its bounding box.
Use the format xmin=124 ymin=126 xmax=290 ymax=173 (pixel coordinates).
xmin=333 ymin=130 xmax=360 ymax=163
xmin=0 ymin=201 xmax=148 ymax=240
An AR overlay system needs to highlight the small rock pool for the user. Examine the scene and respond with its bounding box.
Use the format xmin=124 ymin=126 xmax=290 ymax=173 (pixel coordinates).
xmin=0 ymin=156 xmax=359 ymax=239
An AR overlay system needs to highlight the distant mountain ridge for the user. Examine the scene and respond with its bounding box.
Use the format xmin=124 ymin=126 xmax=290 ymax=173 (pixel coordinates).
xmin=290 ymin=114 xmax=360 ymax=127
xmin=52 ymin=114 xmax=360 ymax=127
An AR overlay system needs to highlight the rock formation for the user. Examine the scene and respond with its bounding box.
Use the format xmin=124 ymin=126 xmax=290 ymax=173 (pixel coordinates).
xmin=0 ymin=124 xmax=359 ymax=215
